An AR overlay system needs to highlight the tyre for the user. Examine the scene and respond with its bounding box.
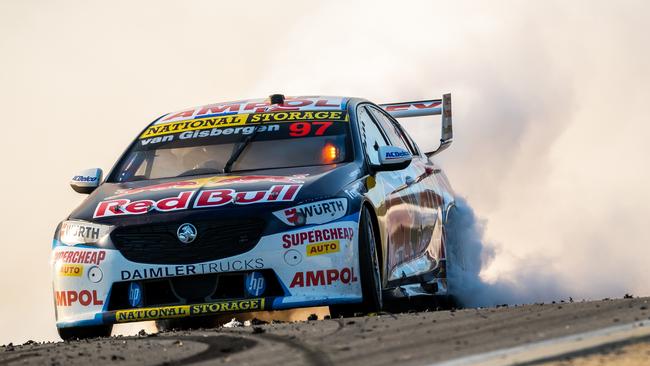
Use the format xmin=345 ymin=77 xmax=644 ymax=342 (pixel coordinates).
xmin=442 ymin=205 xmax=464 ymax=308
xmin=57 ymin=324 xmax=113 ymax=341
xmin=330 ymin=206 xmax=382 ymax=318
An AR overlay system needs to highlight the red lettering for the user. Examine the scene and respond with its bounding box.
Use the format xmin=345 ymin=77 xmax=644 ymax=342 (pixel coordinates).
xmin=340 ymin=268 xmax=351 ymax=283
xmin=79 ymin=290 xmax=91 ymax=306
xmin=55 ymin=291 xmax=67 ymax=306
xmin=414 ymin=101 xmax=441 ymax=109
xmin=289 ymin=272 xmax=304 ymax=288
xmin=315 ymin=99 xmax=338 ymax=108
xmin=66 ymin=291 xmax=78 ymax=305
xmin=289 ymin=268 xmax=357 ymax=287
xmin=243 ymin=102 xmax=269 ymax=113
xmin=235 ymin=190 xmax=266 ymax=204
xmin=268 ymin=99 xmax=310 ymax=111
xmin=157 ymin=191 xmax=193 ymax=211
xmin=126 ymin=200 xmax=154 ymax=214
xmin=93 ymin=290 xmax=104 ymax=305
xmin=326 ymin=269 xmax=339 ymax=285
xmin=55 ymin=290 xmax=103 ymax=307
xmin=163 ymin=109 xmax=194 ymax=121
xmin=280 ymin=185 xmax=301 ymax=201
xmin=307 ymin=270 xmax=325 ymax=286
xmin=94 ymin=199 xmax=128 ymax=218
xmin=194 ymin=189 xmax=234 ymax=208
xmin=322 ymin=229 xmax=331 ymax=241
xmin=385 ymin=104 xmax=410 ymax=111
xmin=196 ymin=104 xmax=240 ymax=116
xmin=267 ymin=185 xmax=285 ymax=201
xmin=97 ymin=251 xmax=106 ymax=264
xmin=282 ymin=234 xmax=291 ymax=249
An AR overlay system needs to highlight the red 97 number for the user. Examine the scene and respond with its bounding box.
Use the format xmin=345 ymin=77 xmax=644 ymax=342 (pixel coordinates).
xmin=289 ymin=121 xmax=333 ymax=137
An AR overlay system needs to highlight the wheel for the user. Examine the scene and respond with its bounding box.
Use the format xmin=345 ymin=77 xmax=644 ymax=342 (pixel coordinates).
xmin=330 ymin=206 xmax=382 ymax=317
xmin=442 ymin=205 xmax=464 ymax=308
xmin=57 ymin=324 xmax=112 ymax=341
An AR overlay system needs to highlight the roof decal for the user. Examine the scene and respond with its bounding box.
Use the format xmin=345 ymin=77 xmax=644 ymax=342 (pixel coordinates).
xmin=155 ymin=96 xmax=348 ymax=125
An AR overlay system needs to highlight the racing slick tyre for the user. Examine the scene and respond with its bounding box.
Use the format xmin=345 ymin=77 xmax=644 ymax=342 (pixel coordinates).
xmin=329 ymin=207 xmax=382 ymax=318
xmin=57 ymin=325 xmax=112 ymax=341
xmin=441 ymin=204 xmax=464 ymax=309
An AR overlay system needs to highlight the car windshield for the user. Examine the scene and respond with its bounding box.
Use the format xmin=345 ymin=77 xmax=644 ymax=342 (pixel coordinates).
xmin=110 ymin=111 xmax=352 ymax=182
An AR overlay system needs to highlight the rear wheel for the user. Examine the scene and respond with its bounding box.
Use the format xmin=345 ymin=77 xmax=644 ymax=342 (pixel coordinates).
xmin=442 ymin=205 xmax=463 ymax=308
xmin=330 ymin=206 xmax=382 ymax=318
xmin=57 ymin=324 xmax=112 ymax=341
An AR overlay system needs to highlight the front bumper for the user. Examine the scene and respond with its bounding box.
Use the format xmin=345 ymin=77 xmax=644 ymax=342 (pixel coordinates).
xmin=52 ymin=215 xmax=361 ymax=328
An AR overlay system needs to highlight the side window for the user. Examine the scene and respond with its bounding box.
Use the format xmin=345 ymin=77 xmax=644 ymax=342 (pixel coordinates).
xmin=397 ymin=125 xmax=421 ymax=156
xmin=368 ymin=107 xmax=416 ymax=154
xmin=357 ymin=106 xmax=388 ymax=165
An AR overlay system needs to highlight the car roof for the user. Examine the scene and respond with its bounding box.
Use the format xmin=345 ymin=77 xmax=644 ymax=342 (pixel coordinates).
xmin=152 ymin=96 xmax=356 ymax=125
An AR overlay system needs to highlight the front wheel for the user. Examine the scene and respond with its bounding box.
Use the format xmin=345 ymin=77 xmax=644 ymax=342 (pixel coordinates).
xmin=57 ymin=324 xmax=113 ymax=341
xmin=330 ymin=207 xmax=382 ymax=317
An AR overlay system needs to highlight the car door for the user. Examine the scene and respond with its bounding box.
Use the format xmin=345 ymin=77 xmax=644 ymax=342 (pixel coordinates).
xmin=366 ymin=106 xmax=443 ymax=285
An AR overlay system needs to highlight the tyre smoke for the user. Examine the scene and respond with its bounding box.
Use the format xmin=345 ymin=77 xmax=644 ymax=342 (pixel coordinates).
xmin=253 ymin=0 xmax=650 ymax=305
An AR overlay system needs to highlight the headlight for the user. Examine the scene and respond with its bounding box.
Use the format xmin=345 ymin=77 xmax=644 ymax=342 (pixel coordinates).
xmin=273 ymin=198 xmax=348 ymax=227
xmin=57 ymin=220 xmax=113 ymax=247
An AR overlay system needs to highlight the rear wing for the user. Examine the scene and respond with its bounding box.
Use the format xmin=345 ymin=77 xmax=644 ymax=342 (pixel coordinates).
xmin=380 ymin=93 xmax=452 ymax=157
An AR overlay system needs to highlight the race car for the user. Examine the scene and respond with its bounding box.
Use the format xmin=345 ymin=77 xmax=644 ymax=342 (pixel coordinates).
xmin=52 ymin=94 xmax=458 ymax=340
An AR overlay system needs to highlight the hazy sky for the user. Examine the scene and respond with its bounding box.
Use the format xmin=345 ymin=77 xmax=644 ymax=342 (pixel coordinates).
xmin=1 ymin=0 xmax=648 ymax=345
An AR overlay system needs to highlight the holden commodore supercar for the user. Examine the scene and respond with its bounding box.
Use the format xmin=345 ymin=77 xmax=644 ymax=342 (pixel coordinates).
xmin=53 ymin=93 xmax=458 ymax=340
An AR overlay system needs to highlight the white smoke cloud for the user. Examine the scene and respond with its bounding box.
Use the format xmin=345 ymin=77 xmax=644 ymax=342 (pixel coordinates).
xmin=253 ymin=0 xmax=650 ymax=304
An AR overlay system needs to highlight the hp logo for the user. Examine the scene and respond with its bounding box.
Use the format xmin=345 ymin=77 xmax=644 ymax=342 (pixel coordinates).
xmin=245 ymin=272 xmax=266 ymax=297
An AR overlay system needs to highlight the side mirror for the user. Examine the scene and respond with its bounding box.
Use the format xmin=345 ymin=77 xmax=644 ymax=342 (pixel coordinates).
xmin=373 ymin=146 xmax=412 ymax=171
xmin=70 ymin=168 xmax=103 ymax=194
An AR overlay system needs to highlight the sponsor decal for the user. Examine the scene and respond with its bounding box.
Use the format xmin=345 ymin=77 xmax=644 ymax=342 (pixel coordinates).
xmin=72 ymin=175 xmax=98 ymax=182
xmin=289 ymin=267 xmax=358 ymax=288
xmin=274 ymin=198 xmax=348 ymax=226
xmin=306 ymin=240 xmax=340 ymax=257
xmin=53 ymin=250 xmax=106 ymax=265
xmin=142 ymin=110 xmax=347 ymax=139
xmin=115 ymin=298 xmax=265 ymax=322
xmin=128 ymin=282 xmax=143 ymax=308
xmin=59 ymin=221 xmax=109 ymax=246
xmin=282 ymin=227 xmax=354 ymax=249
xmin=385 ymin=151 xmax=410 ymax=160
xmin=141 ymin=124 xmax=281 ymax=146
xmin=160 ymin=97 xmax=344 ymax=123
xmin=58 ymin=264 xmax=83 ymax=277
xmin=119 ymin=258 xmax=264 ymax=281
xmin=194 ymin=185 xmax=301 ymax=208
xmin=383 ymin=100 xmax=442 ymax=112
xmin=95 ymin=185 xmax=302 ymax=218
xmin=245 ymin=272 xmax=266 ymax=297
xmin=55 ymin=290 xmax=103 ymax=307
xmin=93 ymin=191 xmax=194 ymax=218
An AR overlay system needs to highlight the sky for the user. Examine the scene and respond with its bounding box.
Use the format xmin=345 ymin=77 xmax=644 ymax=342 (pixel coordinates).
xmin=1 ymin=0 xmax=649 ymax=345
